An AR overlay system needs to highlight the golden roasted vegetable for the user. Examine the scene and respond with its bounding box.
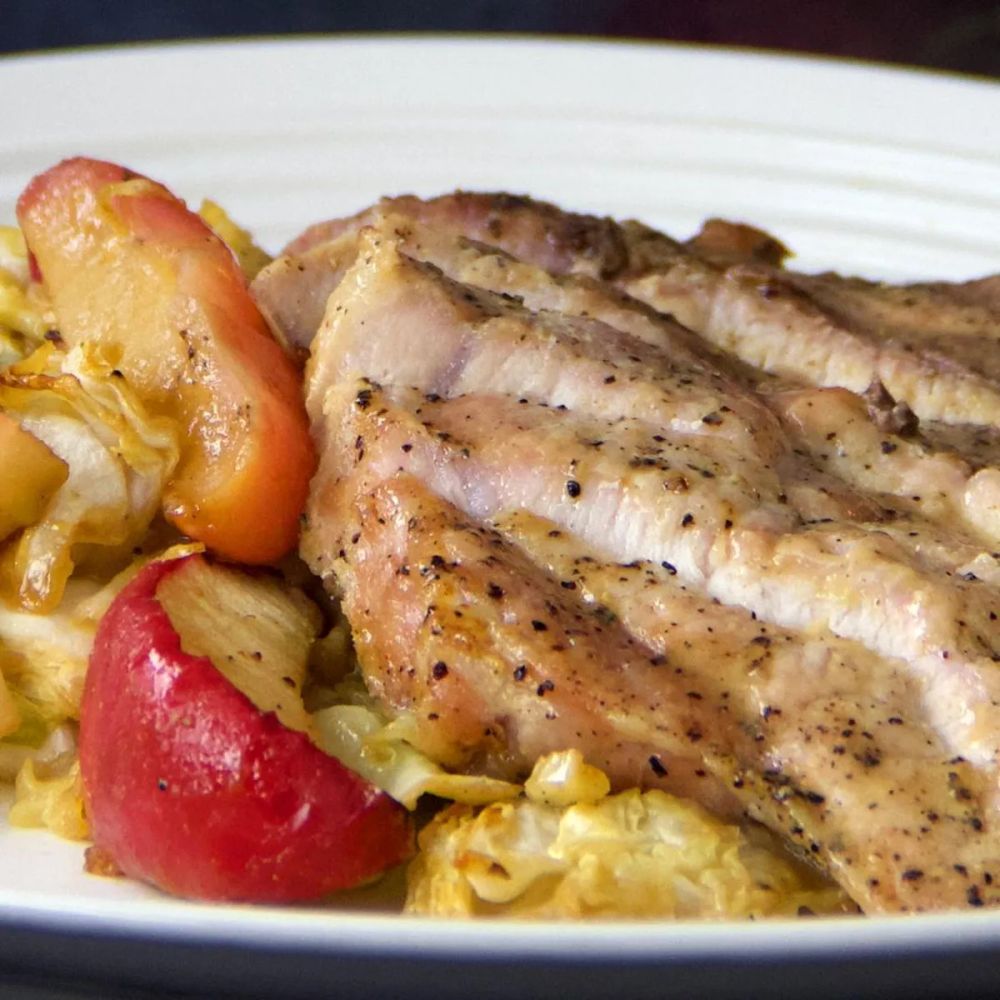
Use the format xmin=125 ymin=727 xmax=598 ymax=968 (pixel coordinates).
xmin=0 ymin=580 xmax=101 ymax=739
xmin=0 ymin=563 xmax=157 ymax=750
xmin=0 ymin=572 xmax=136 ymax=841
xmin=311 ymin=674 xmax=521 ymax=810
xmin=406 ymin=750 xmax=851 ymax=920
xmin=9 ymin=757 xmax=88 ymax=841
xmin=0 ymin=224 xmax=48 ymax=360
xmin=198 ymin=200 xmax=272 ymax=280
xmin=0 ymin=412 xmax=67 ymax=542
xmin=0 ymin=344 xmax=178 ymax=611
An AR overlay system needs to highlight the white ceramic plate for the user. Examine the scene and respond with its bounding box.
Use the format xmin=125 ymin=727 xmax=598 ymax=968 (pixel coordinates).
xmin=0 ymin=36 xmax=998 ymax=1000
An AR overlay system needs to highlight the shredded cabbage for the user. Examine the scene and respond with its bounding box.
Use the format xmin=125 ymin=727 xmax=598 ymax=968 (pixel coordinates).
xmin=405 ymin=749 xmax=851 ymax=920
xmin=0 ymin=543 xmax=201 ymax=748
xmin=198 ymin=200 xmax=272 ymax=280
xmin=9 ymin=757 xmax=88 ymax=841
xmin=0 ymin=662 xmax=20 ymax=739
xmin=0 ymin=544 xmax=201 ymax=840
xmin=0 ymin=578 xmax=102 ymax=738
xmin=0 ymin=343 xmax=179 ymax=611
xmin=311 ymin=674 xmax=520 ymax=810
xmin=0 ymin=225 xmax=48 ymax=364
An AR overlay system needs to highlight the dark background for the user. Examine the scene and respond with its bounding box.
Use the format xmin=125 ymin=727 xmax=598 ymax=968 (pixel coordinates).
xmin=3 ymin=0 xmax=999 ymax=77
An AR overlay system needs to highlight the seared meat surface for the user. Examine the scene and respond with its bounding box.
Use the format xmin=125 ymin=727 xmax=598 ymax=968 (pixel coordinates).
xmin=261 ymin=192 xmax=1000 ymax=914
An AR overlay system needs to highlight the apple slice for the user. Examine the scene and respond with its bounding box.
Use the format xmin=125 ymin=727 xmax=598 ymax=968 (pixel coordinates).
xmin=79 ymin=554 xmax=413 ymax=902
xmin=17 ymin=158 xmax=315 ymax=564
xmin=0 ymin=411 xmax=68 ymax=541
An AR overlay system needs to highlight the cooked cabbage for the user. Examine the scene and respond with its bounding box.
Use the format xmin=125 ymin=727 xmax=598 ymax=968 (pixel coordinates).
xmin=0 ymin=225 xmax=48 ymax=365
xmin=405 ymin=749 xmax=851 ymax=920
xmin=198 ymin=200 xmax=272 ymax=280
xmin=0 ymin=343 xmax=179 ymax=611
xmin=0 ymin=578 xmax=102 ymax=740
xmin=0 ymin=662 xmax=20 ymax=740
xmin=311 ymin=674 xmax=521 ymax=810
xmin=0 ymin=545 xmax=202 ymax=839
xmin=0 ymin=544 xmax=202 ymax=748
xmin=0 ymin=719 xmax=75 ymax=782
xmin=9 ymin=757 xmax=88 ymax=841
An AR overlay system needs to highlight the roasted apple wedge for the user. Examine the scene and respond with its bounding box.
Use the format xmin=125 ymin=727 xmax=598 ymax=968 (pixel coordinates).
xmin=17 ymin=158 xmax=315 ymax=563
xmin=0 ymin=410 xmax=68 ymax=541
xmin=78 ymin=554 xmax=413 ymax=902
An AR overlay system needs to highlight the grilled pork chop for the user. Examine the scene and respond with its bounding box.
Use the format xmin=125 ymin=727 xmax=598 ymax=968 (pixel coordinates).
xmin=265 ymin=194 xmax=1000 ymax=914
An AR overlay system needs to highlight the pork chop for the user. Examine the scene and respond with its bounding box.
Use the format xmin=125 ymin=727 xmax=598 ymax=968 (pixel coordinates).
xmin=296 ymin=225 xmax=1000 ymax=914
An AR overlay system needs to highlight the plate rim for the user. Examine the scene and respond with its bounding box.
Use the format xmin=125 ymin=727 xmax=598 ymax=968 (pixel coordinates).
xmin=1 ymin=31 xmax=998 ymax=93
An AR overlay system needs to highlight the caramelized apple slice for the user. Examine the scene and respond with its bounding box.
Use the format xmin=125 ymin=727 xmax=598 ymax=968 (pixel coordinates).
xmin=155 ymin=555 xmax=318 ymax=734
xmin=0 ymin=411 xmax=68 ymax=541
xmin=79 ymin=554 xmax=413 ymax=902
xmin=17 ymin=158 xmax=315 ymax=563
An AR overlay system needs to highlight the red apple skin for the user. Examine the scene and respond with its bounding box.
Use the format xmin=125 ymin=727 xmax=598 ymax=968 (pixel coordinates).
xmin=79 ymin=557 xmax=413 ymax=902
